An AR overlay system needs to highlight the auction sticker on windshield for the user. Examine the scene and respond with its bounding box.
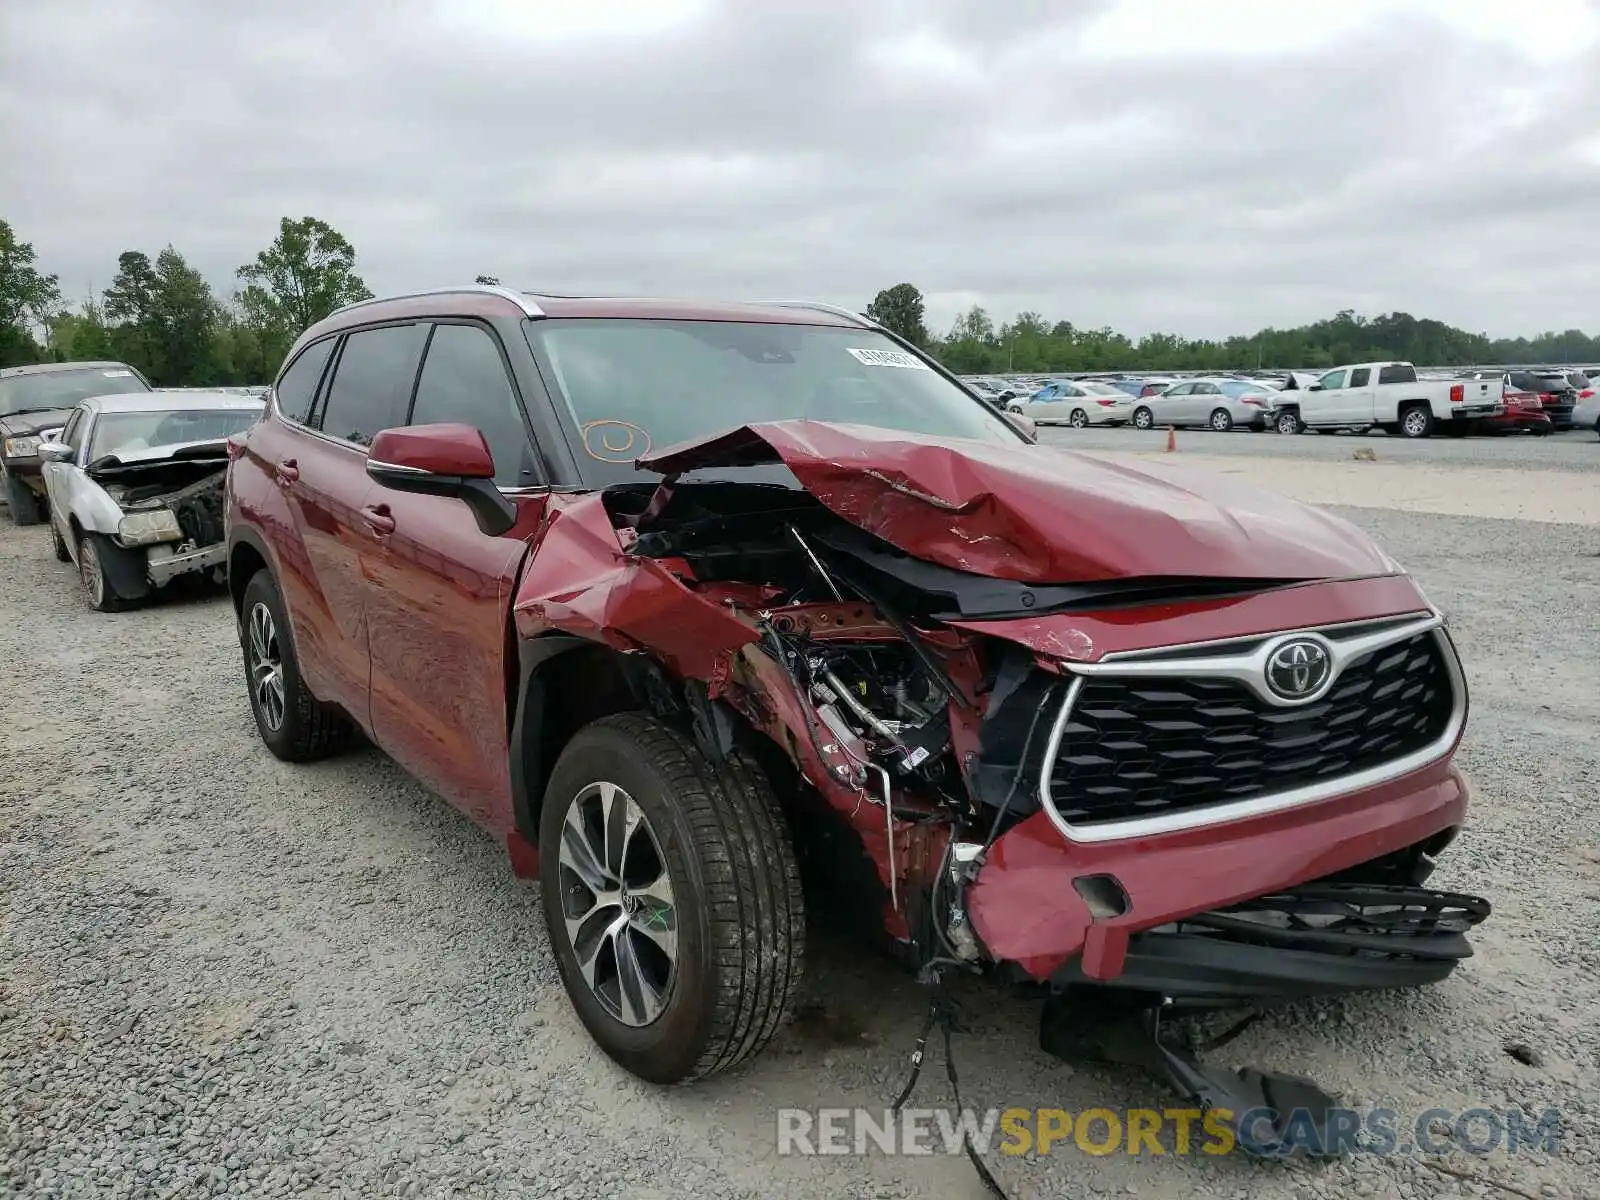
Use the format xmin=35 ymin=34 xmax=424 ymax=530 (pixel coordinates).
xmin=846 ymin=348 xmax=930 ymax=370
xmin=102 ymin=370 xmax=133 ymax=377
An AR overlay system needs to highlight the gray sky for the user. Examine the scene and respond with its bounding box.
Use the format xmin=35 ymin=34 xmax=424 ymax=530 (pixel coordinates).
xmin=3 ymin=0 xmax=1597 ymax=339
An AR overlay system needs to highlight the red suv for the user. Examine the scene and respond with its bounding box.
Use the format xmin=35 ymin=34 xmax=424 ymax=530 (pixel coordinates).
xmin=225 ymin=286 xmax=1486 ymax=1136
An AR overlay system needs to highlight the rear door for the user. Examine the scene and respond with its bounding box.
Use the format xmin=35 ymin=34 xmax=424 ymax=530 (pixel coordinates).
xmin=1341 ymin=366 xmax=1376 ymax=424
xmin=277 ymin=323 xmax=427 ymax=721
xmin=362 ymin=320 xmax=547 ymax=833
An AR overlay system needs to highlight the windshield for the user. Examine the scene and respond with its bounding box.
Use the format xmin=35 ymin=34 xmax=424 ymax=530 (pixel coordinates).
xmin=0 ymin=367 xmax=149 ymax=418
xmin=526 ymin=319 xmax=1023 ymax=483
xmin=89 ymin=407 xmax=261 ymax=461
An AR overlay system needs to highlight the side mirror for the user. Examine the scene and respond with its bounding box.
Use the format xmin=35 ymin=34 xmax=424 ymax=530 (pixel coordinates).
xmin=1004 ymin=411 xmax=1038 ymax=442
xmin=1308 ymin=384 xmax=1324 ymax=392
xmin=365 ymin=423 xmax=517 ymax=537
xmin=37 ymin=441 xmax=73 ymax=463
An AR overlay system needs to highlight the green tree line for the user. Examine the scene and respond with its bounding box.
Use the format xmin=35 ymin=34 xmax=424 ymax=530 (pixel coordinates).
xmin=867 ymin=283 xmax=1599 ymax=374
xmin=0 ymin=216 xmax=373 ymax=382
xmin=5 ymin=224 xmax=1595 ymax=383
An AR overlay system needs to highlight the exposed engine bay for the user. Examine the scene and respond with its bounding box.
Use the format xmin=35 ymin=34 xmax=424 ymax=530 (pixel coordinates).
xmin=88 ymin=453 xmax=230 ymax=588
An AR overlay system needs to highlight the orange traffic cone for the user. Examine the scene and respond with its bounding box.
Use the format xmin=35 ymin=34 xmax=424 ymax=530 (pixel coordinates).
xmin=1165 ymin=426 xmax=1177 ymax=452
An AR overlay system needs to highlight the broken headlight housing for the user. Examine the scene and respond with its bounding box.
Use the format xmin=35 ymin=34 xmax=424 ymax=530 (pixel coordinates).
xmin=3 ymin=435 xmax=41 ymax=459
xmin=117 ymin=509 xmax=183 ymax=546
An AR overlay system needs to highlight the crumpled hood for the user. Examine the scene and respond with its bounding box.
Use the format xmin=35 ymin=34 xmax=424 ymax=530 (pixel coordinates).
xmin=638 ymin=420 xmax=1401 ymax=584
xmin=87 ymin=439 xmax=231 ymax=476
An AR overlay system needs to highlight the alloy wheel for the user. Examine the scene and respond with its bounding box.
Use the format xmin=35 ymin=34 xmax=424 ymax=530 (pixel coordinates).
xmin=1133 ymin=409 xmax=1153 ymax=430
xmin=557 ymin=781 xmax=678 ymax=1027
xmin=1070 ymin=409 xmax=1088 ymax=428
xmin=79 ymin=540 xmax=104 ymax=608
xmin=1403 ymin=410 xmax=1428 ymax=436
xmin=248 ymin=601 xmax=287 ymax=731
xmin=1211 ymin=409 xmax=1232 ymax=432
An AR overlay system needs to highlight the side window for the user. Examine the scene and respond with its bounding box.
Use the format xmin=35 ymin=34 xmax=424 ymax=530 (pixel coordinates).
xmin=409 ymin=323 xmax=538 ymax=486
xmin=62 ymin=409 xmax=86 ymax=452
xmin=1196 ymin=383 xmax=1217 ymax=395
xmin=1319 ymin=370 xmax=1346 ymax=390
xmin=1061 ymin=385 xmax=1081 ymax=398
xmin=1349 ymin=368 xmax=1371 ymax=387
xmin=273 ymin=338 xmax=336 ymax=425
xmin=1166 ymin=383 xmax=1192 ymax=396
xmin=317 ymin=324 xmax=427 ymax=446
xmin=1377 ymin=364 xmax=1414 ymax=385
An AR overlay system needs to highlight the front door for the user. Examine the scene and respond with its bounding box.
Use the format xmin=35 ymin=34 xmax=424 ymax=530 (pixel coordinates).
xmin=362 ymin=320 xmax=548 ymax=834
xmin=1305 ymin=369 xmax=1348 ymax=424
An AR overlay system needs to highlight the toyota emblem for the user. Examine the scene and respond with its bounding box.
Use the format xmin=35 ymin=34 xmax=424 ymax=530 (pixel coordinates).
xmin=1264 ymin=638 xmax=1333 ymax=701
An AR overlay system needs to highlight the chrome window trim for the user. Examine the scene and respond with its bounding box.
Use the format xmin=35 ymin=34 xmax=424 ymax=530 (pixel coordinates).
xmin=365 ymin=458 xmax=429 ymax=475
xmin=1036 ymin=618 xmax=1465 ymax=844
xmin=752 ymin=300 xmax=877 ymax=328
xmin=330 ymin=285 xmax=545 ymax=319
xmin=1095 ymin=608 xmax=1434 ymax=662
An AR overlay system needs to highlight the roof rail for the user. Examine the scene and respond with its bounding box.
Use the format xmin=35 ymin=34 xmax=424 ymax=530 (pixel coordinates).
xmin=755 ymin=300 xmax=877 ymax=329
xmin=328 ymin=284 xmax=545 ymax=319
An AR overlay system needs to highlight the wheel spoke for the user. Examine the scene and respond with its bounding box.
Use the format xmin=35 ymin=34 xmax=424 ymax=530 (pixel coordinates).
xmin=614 ymin=926 xmax=667 ymax=1026
xmin=569 ymin=907 xmax=626 ymax=993
xmin=602 ymin=783 xmax=641 ymax=879
xmin=560 ymin=802 xmax=613 ymax=894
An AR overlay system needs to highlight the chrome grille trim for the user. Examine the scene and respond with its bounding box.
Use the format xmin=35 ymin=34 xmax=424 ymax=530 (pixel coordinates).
xmin=1036 ymin=617 xmax=1467 ymax=844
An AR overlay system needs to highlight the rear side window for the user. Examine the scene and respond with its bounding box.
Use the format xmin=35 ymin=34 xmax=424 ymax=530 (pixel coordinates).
xmin=274 ymin=339 xmax=336 ymax=425
xmin=1377 ymin=364 xmax=1415 ymax=385
xmin=1349 ymin=368 xmax=1371 ymax=387
xmin=409 ymin=323 xmax=538 ymax=486
xmin=318 ymin=324 xmax=427 ymax=446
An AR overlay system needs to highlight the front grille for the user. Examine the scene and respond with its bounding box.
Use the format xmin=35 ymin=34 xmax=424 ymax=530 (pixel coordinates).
xmin=1045 ymin=630 xmax=1455 ymax=827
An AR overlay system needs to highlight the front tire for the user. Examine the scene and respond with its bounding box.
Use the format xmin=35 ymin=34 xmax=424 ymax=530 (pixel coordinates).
xmin=539 ymin=714 xmax=805 ymax=1084
xmin=77 ymin=535 xmax=127 ymax=612
xmin=1276 ymin=409 xmax=1304 ymax=435
xmin=51 ymin=520 xmax=71 ymax=562
xmin=1069 ymin=408 xmax=1089 ymax=428
xmin=239 ymin=570 xmax=352 ymax=761
xmin=1132 ymin=407 xmax=1154 ymax=430
xmin=4 ymin=472 xmax=41 ymax=526
xmin=1209 ymin=407 xmax=1234 ymax=432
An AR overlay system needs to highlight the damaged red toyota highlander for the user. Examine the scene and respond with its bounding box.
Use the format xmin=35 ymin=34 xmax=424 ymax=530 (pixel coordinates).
xmin=224 ymin=286 xmax=1487 ymax=1145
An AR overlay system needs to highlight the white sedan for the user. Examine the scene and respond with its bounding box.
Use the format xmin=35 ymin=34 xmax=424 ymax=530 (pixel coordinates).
xmin=1129 ymin=378 xmax=1281 ymax=432
xmin=38 ymin=391 xmax=263 ymax=611
xmin=1011 ymin=379 xmax=1134 ymax=427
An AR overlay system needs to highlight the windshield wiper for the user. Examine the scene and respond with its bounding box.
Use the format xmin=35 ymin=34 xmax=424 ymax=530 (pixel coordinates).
xmin=0 ymin=406 xmax=68 ymax=419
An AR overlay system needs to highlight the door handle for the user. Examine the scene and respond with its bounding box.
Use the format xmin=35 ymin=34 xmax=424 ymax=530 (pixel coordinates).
xmin=360 ymin=503 xmax=395 ymax=535
xmin=275 ymin=458 xmax=300 ymax=484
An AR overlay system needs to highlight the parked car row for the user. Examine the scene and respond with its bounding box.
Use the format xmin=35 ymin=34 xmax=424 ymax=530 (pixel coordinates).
xmin=0 ymin=287 xmax=1497 ymax=1157
xmin=960 ymin=362 xmax=1600 ymax=440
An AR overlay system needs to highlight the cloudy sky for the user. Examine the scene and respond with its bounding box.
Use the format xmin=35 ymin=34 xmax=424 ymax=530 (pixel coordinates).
xmin=3 ymin=0 xmax=1598 ymax=339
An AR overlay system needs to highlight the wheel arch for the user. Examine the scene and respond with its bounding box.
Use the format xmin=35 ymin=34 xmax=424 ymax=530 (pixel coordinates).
xmin=227 ymin=528 xmax=276 ymax=618
xmin=510 ymin=637 xmax=747 ymax=840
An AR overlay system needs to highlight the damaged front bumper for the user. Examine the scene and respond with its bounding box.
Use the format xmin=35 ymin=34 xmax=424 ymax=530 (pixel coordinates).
xmin=146 ymin=540 xmax=226 ymax=587
xmin=968 ymin=761 xmax=1481 ymax=996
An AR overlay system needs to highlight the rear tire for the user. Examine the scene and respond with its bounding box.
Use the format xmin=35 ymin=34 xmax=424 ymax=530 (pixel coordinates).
xmin=1399 ymin=405 xmax=1434 ymax=439
xmin=1069 ymin=408 xmax=1089 ymax=428
xmin=1209 ymin=407 xmax=1234 ymax=432
xmin=1132 ymin=407 xmax=1154 ymax=430
xmin=539 ymin=713 xmax=805 ymax=1084
xmin=4 ymin=472 xmax=41 ymax=526
xmin=239 ymin=570 xmax=352 ymax=761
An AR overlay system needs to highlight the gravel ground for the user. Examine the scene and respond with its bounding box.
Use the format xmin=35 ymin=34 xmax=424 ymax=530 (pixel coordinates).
xmin=2 ymin=487 xmax=1597 ymax=1198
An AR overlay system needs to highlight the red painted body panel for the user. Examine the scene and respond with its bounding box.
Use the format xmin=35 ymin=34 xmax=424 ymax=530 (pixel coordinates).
xmin=967 ymin=762 xmax=1469 ymax=981
xmin=361 ymin=483 xmax=542 ymax=834
xmin=638 ymin=421 xmax=1402 ymax=584
xmin=950 ymin=574 xmax=1432 ymax=663
xmin=368 ymin=423 xmax=496 ymax=478
xmin=513 ymin=493 xmax=758 ymax=680
xmin=238 ymin=415 xmax=375 ymax=717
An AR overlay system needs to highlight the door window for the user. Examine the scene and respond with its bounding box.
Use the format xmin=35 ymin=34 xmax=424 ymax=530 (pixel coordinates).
xmin=274 ymin=338 xmax=337 ymax=425
xmin=1165 ymin=383 xmax=1193 ymax=396
xmin=1349 ymin=368 xmax=1371 ymax=387
xmin=409 ymin=323 xmax=539 ymax=486
xmin=317 ymin=325 xmax=427 ymax=446
xmin=1318 ymin=370 xmax=1346 ymax=390
xmin=62 ymin=409 xmax=87 ymax=453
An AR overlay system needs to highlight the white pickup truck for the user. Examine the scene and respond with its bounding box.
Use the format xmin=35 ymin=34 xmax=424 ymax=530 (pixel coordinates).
xmin=1272 ymin=361 xmax=1501 ymax=438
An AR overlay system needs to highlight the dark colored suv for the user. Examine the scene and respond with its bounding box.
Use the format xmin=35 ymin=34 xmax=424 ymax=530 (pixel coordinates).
xmin=224 ymin=285 xmax=1486 ymax=1141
